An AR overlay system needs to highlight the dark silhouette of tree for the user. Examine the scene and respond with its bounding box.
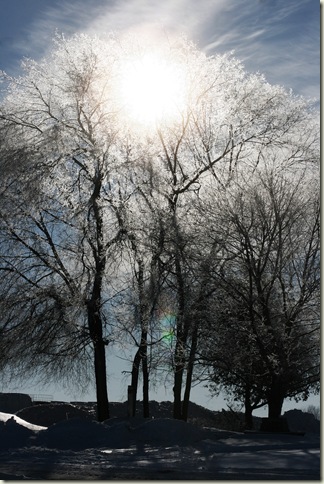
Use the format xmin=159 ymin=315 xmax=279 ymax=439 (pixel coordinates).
xmin=0 ymin=32 xmax=319 ymax=423
xmin=199 ymin=168 xmax=320 ymax=421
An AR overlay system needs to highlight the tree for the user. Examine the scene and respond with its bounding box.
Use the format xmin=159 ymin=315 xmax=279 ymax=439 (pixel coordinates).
xmin=199 ymin=288 xmax=268 ymax=429
xmin=200 ymin=166 xmax=320 ymax=421
xmin=0 ymin=33 xmax=135 ymax=421
xmin=306 ymin=405 xmax=320 ymax=421
xmin=116 ymin=201 xmax=167 ymax=418
xmin=146 ymin=45 xmax=319 ymax=420
xmin=0 ymin=32 xmax=319 ymax=423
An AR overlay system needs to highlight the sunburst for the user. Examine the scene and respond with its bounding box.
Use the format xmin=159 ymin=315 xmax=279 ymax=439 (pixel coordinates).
xmin=118 ymin=51 xmax=187 ymax=127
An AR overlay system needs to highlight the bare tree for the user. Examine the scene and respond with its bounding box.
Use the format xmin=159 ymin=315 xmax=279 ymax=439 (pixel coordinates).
xmin=199 ymin=166 xmax=320 ymax=421
xmin=120 ymin=210 xmax=166 ymax=418
xmin=0 ymin=34 xmax=133 ymax=421
xmin=144 ymin=44 xmax=319 ymax=420
xmin=0 ymin=32 xmax=319 ymax=423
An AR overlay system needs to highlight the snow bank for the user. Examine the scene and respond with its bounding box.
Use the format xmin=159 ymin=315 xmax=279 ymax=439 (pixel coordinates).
xmin=0 ymin=412 xmax=46 ymax=431
xmin=0 ymin=417 xmax=34 ymax=450
xmin=33 ymin=418 xmax=145 ymax=450
xmin=34 ymin=418 xmax=113 ymax=449
xmin=1 ymin=409 xmax=211 ymax=452
xmin=0 ymin=411 xmax=319 ymax=480
xmin=0 ymin=412 xmax=45 ymax=451
xmin=1 ymin=406 xmax=211 ymax=454
xmin=31 ymin=417 xmax=210 ymax=450
xmin=15 ymin=402 xmax=92 ymax=427
xmin=135 ymin=418 xmax=208 ymax=445
xmin=284 ymin=410 xmax=320 ymax=434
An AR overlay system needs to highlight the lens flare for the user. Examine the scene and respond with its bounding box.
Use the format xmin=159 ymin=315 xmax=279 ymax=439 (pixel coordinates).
xmin=160 ymin=314 xmax=176 ymax=345
xmin=117 ymin=51 xmax=187 ymax=127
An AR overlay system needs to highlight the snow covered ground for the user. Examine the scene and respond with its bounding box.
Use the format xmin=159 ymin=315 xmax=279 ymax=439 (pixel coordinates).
xmin=0 ymin=410 xmax=320 ymax=480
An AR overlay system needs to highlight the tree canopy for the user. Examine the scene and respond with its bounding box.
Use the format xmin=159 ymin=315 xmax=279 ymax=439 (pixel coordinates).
xmin=0 ymin=32 xmax=319 ymax=422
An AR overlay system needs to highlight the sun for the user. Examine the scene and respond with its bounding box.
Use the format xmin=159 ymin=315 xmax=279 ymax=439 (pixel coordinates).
xmin=118 ymin=51 xmax=187 ymax=127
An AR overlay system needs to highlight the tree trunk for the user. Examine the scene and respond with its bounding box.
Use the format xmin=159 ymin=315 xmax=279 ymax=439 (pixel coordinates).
xmin=267 ymin=392 xmax=284 ymax=419
xmin=130 ymin=348 xmax=141 ymax=417
xmin=142 ymin=346 xmax=150 ymax=418
xmin=173 ymin=320 xmax=186 ymax=419
xmin=93 ymin=339 xmax=109 ymax=421
xmin=267 ymin=378 xmax=285 ymax=419
xmin=88 ymin=301 xmax=110 ymax=422
xmin=169 ymin=199 xmax=188 ymax=421
xmin=182 ymin=324 xmax=198 ymax=422
xmin=87 ymin=170 xmax=110 ymax=422
xmin=133 ymin=257 xmax=150 ymax=418
xmin=88 ymin=303 xmax=109 ymax=422
xmin=244 ymin=387 xmax=253 ymax=430
xmin=130 ymin=332 xmax=150 ymax=418
xmin=172 ymin=275 xmax=187 ymax=420
xmin=173 ymin=366 xmax=183 ymax=419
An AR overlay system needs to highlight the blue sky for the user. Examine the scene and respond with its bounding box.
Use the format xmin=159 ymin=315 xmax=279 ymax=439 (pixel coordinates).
xmin=0 ymin=0 xmax=320 ymax=412
xmin=0 ymin=0 xmax=319 ymax=101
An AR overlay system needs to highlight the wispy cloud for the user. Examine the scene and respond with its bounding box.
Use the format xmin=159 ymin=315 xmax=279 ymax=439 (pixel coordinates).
xmin=13 ymin=0 xmax=231 ymax=59
xmin=201 ymin=0 xmax=319 ymax=101
xmin=7 ymin=0 xmax=319 ymax=101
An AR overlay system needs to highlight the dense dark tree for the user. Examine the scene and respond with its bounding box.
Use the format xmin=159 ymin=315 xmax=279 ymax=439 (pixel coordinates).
xmin=199 ymin=167 xmax=320 ymax=421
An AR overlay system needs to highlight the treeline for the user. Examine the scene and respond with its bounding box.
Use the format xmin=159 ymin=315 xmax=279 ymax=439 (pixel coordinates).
xmin=0 ymin=33 xmax=320 ymax=425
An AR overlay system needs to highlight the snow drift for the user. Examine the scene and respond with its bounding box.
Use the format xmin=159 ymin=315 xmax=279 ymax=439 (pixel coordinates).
xmin=0 ymin=405 xmax=320 ymax=480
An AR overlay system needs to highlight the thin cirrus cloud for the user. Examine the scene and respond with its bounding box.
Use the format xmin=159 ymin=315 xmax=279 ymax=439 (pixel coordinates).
xmin=16 ymin=0 xmax=227 ymax=55
xmin=1 ymin=0 xmax=319 ymax=101
xmin=201 ymin=0 xmax=319 ymax=102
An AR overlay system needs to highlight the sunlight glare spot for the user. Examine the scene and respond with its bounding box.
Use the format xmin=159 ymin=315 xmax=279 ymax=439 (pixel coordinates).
xmin=119 ymin=53 xmax=186 ymax=126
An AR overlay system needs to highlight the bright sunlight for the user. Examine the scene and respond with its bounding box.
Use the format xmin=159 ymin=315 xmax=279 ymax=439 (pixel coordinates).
xmin=118 ymin=51 xmax=187 ymax=127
